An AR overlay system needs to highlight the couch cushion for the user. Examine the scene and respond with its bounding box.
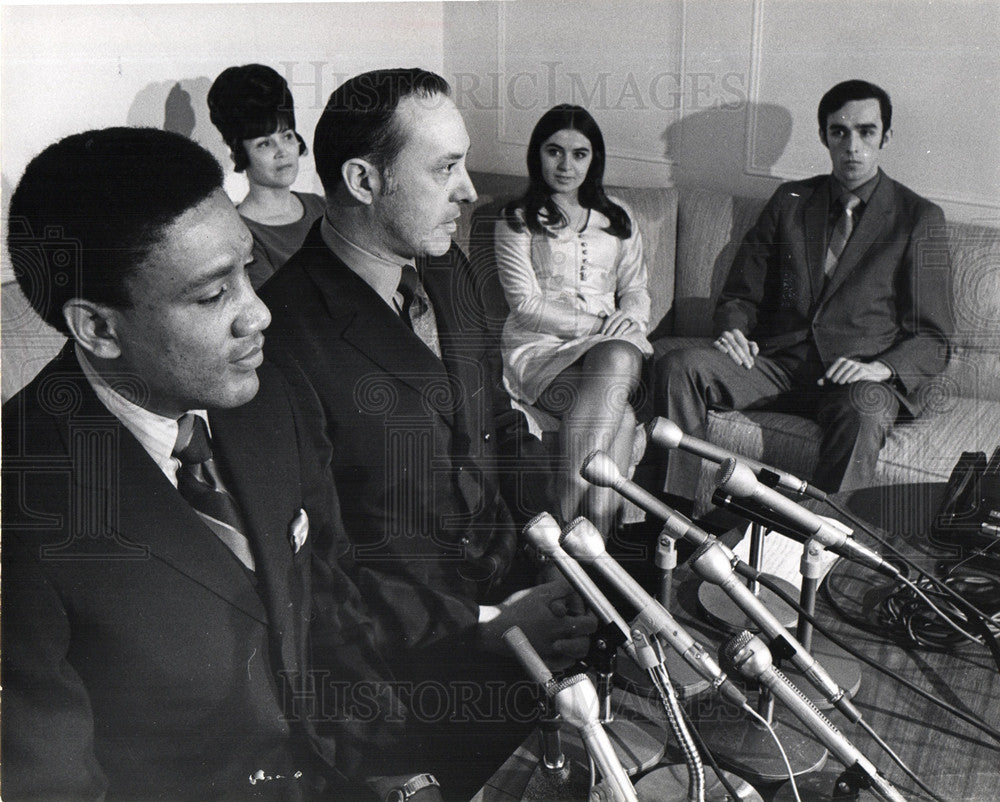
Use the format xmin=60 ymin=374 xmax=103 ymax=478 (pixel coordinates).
xmin=948 ymin=221 xmax=1000 ymax=354
xmin=673 ymin=188 xmax=765 ymax=338
xmin=604 ymin=185 xmax=678 ymax=340
xmin=2 ymin=278 xmax=67 ymax=403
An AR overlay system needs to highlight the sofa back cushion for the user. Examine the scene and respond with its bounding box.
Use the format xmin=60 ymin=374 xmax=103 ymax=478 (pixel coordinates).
xmin=672 ymin=188 xmax=766 ymax=338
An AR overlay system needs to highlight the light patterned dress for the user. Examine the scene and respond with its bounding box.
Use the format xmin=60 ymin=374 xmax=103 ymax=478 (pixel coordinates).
xmin=495 ymin=198 xmax=653 ymax=404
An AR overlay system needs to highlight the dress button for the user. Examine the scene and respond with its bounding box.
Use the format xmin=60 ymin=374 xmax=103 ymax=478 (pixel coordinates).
xmin=460 ymin=537 xmax=470 ymax=546
xmin=483 ymin=432 xmax=491 ymax=441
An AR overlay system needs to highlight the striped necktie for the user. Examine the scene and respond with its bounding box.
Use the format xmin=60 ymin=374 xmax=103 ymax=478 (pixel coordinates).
xmin=398 ymin=265 xmax=442 ymax=358
xmin=173 ymin=413 xmax=256 ymax=572
xmin=824 ymin=192 xmax=862 ymax=277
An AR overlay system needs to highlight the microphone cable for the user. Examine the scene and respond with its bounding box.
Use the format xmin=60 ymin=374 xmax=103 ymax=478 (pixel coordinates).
xmin=823 ymin=494 xmax=1000 ymax=672
xmin=736 ymin=561 xmax=1000 ymax=746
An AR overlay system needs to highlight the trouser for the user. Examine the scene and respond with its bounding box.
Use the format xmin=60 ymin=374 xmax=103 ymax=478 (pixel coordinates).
xmin=653 ymin=344 xmax=901 ymax=498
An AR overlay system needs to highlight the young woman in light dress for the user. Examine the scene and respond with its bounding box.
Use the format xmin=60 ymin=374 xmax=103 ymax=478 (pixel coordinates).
xmin=208 ymin=63 xmax=324 ymax=288
xmin=495 ymin=104 xmax=653 ymax=536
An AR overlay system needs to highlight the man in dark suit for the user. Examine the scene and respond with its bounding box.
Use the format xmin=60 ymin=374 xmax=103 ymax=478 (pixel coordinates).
xmin=654 ymin=80 xmax=954 ymax=496
xmin=261 ymin=68 xmax=593 ymax=662
xmin=2 ymin=128 xmax=433 ymax=801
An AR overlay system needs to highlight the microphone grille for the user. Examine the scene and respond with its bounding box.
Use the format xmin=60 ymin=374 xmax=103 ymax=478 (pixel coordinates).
xmin=715 ymin=457 xmax=737 ymax=486
xmin=718 ymin=629 xmax=755 ymax=675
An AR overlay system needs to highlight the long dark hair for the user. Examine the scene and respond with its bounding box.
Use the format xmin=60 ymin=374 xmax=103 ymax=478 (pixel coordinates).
xmin=504 ymin=104 xmax=630 ymax=239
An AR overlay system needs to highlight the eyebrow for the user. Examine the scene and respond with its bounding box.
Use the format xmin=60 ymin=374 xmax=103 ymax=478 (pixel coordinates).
xmin=178 ymin=262 xmax=239 ymax=296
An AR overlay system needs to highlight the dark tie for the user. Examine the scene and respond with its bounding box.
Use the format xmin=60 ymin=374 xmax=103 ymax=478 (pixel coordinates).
xmin=173 ymin=413 xmax=256 ymax=572
xmin=824 ymin=192 xmax=862 ymax=277
xmin=397 ymin=265 xmax=442 ymax=357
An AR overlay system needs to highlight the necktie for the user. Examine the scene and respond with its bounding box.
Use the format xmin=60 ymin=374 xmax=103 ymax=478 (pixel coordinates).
xmin=824 ymin=192 xmax=862 ymax=277
xmin=397 ymin=265 xmax=442 ymax=358
xmin=173 ymin=413 xmax=256 ymax=572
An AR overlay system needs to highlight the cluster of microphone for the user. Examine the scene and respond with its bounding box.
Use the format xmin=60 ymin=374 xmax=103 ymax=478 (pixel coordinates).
xmin=502 ymin=416 xmax=910 ymax=802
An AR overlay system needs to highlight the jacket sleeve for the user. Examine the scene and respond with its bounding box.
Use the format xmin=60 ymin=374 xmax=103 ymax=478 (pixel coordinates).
xmin=1 ymin=531 xmax=109 ymax=800
xmin=872 ymin=201 xmax=953 ymax=394
xmin=494 ymin=213 xmax=602 ymax=338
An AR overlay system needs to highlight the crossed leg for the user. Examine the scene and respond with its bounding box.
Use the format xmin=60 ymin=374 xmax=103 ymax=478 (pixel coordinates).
xmin=538 ymin=340 xmax=643 ymax=537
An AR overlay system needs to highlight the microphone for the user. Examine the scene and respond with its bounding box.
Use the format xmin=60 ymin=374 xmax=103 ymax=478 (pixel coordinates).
xmin=648 ymin=417 xmax=826 ymax=500
xmin=559 ymin=517 xmax=748 ymax=709
xmin=581 ymin=450 xmax=862 ymax=722
xmin=503 ymin=626 xmax=638 ymax=802
xmin=716 ymin=459 xmax=900 ymax=578
xmin=581 ymin=452 xmax=713 ymax=549
xmin=689 ymin=536 xmax=863 ymax=723
xmin=721 ymin=632 xmax=906 ymax=802
xmin=523 ymin=513 xmax=635 ymax=649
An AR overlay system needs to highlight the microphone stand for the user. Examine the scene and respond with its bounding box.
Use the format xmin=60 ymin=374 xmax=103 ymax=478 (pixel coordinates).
xmin=713 ymin=492 xmax=862 ymax=709
xmin=615 ymin=528 xmax=714 ymax=705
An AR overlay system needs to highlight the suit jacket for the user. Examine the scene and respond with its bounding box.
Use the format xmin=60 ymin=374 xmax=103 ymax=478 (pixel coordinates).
xmin=715 ymin=171 xmax=953 ymax=412
xmin=260 ymin=223 xmax=539 ymax=651
xmin=1 ymin=345 xmax=405 ymax=800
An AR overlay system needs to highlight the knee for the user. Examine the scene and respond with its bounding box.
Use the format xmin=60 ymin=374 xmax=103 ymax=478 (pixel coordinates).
xmin=588 ymin=340 xmax=642 ymax=375
xmin=653 ymin=346 xmax=709 ymax=398
xmin=584 ymin=341 xmax=642 ymax=394
xmin=822 ymin=381 xmax=899 ymax=433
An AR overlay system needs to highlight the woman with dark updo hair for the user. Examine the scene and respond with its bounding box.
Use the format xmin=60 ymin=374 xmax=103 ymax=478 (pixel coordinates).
xmin=208 ymin=63 xmax=324 ymax=287
xmin=496 ymin=104 xmax=652 ymax=537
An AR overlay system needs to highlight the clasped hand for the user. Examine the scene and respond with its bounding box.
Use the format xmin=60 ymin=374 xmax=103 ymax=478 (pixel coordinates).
xmin=481 ymin=578 xmax=597 ymax=669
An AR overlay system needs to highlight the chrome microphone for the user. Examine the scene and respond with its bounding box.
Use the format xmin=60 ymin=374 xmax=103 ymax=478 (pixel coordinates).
xmin=503 ymin=626 xmax=639 ymax=802
xmin=559 ymin=517 xmax=748 ymax=709
xmin=648 ymin=417 xmax=825 ymax=500
xmin=581 ymin=451 xmax=713 ymax=549
xmin=689 ymin=536 xmax=863 ymax=724
xmin=721 ymin=632 xmax=907 ymax=802
xmin=523 ymin=513 xmax=634 ymax=645
xmin=716 ymin=458 xmax=899 ymax=578
xmin=580 ymin=453 xmax=863 ymax=722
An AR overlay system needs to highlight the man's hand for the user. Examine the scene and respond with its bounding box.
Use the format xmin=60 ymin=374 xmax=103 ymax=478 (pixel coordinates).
xmin=818 ymin=357 xmax=892 ymax=385
xmin=598 ymin=310 xmax=638 ymax=337
xmin=480 ymin=578 xmax=597 ymax=669
xmin=713 ymin=329 xmax=759 ymax=369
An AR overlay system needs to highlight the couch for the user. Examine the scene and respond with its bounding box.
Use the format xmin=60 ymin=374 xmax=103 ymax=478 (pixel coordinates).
xmin=455 ymin=171 xmax=1000 ymax=514
xmin=5 ymin=170 xmax=998 ymax=515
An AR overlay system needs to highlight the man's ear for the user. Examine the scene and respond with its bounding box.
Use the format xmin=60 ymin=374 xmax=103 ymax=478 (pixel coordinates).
xmin=818 ymin=126 xmax=829 ymax=149
xmin=63 ymin=299 xmax=123 ymax=360
xmin=341 ymin=158 xmax=381 ymax=204
xmin=880 ymin=127 xmax=893 ymax=149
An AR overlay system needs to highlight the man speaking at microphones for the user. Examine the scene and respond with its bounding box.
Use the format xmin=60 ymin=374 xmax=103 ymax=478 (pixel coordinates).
xmin=653 ymin=80 xmax=952 ymax=500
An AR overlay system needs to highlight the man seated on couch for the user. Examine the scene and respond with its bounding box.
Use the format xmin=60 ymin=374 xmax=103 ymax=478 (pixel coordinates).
xmin=654 ymin=79 xmax=953 ymax=496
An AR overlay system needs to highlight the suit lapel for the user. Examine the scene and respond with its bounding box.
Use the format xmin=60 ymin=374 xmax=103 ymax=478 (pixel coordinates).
xmin=49 ymin=352 xmax=268 ymax=623
xmin=803 ymin=180 xmax=830 ymax=301
xmin=302 ymin=245 xmax=454 ymax=423
xmin=212 ymin=365 xmax=306 ymax=670
xmin=823 ymin=171 xmax=892 ymax=299
xmin=421 ymin=248 xmax=483 ymax=438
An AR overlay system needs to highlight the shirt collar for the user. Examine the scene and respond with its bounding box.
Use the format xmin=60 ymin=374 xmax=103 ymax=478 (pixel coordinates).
xmin=830 ymin=170 xmax=880 ymax=207
xmin=75 ymin=343 xmax=209 ymax=487
xmin=320 ymin=212 xmax=412 ymax=309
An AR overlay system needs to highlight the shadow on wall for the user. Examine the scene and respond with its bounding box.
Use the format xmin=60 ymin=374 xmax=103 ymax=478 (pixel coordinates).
xmin=126 ymin=76 xmax=231 ymax=171
xmin=662 ymin=102 xmax=793 ymax=197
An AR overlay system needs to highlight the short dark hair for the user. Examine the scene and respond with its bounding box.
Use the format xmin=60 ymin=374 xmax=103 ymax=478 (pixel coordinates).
xmin=7 ymin=127 xmax=224 ymax=335
xmin=507 ymin=104 xmax=631 ymax=240
xmin=313 ymin=67 xmax=451 ymax=194
xmin=818 ymin=80 xmax=892 ymax=144
xmin=207 ymin=63 xmax=307 ymax=172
